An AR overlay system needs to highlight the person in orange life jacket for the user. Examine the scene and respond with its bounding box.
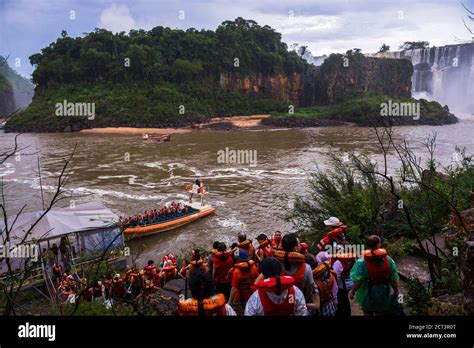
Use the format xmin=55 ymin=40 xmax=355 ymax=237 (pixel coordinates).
xmin=244 ymin=257 xmax=308 ymax=316
xmin=212 ymin=242 xmax=234 ymax=301
xmin=273 ymin=234 xmax=315 ymax=301
xmin=144 ymin=260 xmax=156 ymax=281
xmin=349 ymin=235 xmax=399 ymax=316
xmin=178 ymin=267 xmax=236 ymax=316
xmin=316 ymin=217 xmax=348 ymax=252
xmin=227 ymin=250 xmax=259 ymax=306
xmin=307 ymin=261 xmax=338 ymax=316
xmin=255 ymin=234 xmax=274 ymax=263
xmin=237 ymin=232 xmax=256 ymax=260
xmin=160 ymin=259 xmax=177 ymax=286
xmin=110 ymin=273 xmax=126 ymax=299
xmin=332 ymin=252 xmax=356 ymax=316
xmin=188 ymin=249 xmax=207 ymax=275
xmin=207 ymin=241 xmax=220 ymax=274
xmin=270 ymin=231 xmax=283 ymax=250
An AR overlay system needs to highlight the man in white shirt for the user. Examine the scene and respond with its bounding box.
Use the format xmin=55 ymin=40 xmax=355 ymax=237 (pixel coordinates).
xmin=244 ymin=257 xmax=308 ymax=316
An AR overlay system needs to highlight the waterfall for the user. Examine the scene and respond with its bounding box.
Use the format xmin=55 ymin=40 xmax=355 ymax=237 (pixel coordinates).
xmin=377 ymin=42 xmax=474 ymax=113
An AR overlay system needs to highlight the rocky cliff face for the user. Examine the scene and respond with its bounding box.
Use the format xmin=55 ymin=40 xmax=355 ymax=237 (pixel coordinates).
xmin=220 ymin=54 xmax=413 ymax=107
xmin=219 ymin=72 xmax=304 ymax=106
xmin=313 ymin=55 xmax=413 ymax=104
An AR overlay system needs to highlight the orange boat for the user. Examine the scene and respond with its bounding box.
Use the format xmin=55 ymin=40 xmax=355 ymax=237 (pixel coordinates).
xmin=123 ymin=202 xmax=215 ymax=239
xmin=142 ymin=133 xmax=171 ymax=142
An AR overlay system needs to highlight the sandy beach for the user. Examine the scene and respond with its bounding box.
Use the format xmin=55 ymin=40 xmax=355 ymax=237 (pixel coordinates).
xmin=80 ymin=114 xmax=271 ymax=134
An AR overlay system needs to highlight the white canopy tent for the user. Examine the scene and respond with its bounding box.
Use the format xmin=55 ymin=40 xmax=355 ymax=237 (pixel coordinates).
xmin=0 ymin=201 xmax=119 ymax=245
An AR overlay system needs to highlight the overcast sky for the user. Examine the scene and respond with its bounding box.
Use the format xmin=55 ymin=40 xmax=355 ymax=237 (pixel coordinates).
xmin=1 ymin=0 xmax=473 ymax=78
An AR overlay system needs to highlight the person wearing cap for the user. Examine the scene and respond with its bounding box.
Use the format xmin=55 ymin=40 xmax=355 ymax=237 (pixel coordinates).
xmin=255 ymin=233 xmax=274 ymax=263
xmin=317 ymin=217 xmax=348 ymax=252
xmin=227 ymin=250 xmax=259 ymax=307
xmin=244 ymin=257 xmax=308 ymax=316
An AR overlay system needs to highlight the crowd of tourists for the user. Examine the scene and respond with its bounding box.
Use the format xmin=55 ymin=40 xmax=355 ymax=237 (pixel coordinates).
xmin=55 ymin=216 xmax=400 ymax=316
xmin=176 ymin=217 xmax=399 ymax=316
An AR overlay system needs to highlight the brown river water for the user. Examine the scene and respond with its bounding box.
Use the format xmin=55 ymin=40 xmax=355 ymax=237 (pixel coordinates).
xmin=1 ymin=115 xmax=473 ymax=265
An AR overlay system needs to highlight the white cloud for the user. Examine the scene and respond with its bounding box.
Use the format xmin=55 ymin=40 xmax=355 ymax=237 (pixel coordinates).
xmin=98 ymin=4 xmax=136 ymax=33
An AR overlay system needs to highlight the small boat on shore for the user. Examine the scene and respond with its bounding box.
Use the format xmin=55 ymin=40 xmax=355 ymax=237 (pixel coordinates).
xmin=123 ymin=201 xmax=215 ymax=239
xmin=142 ymin=133 xmax=170 ymax=142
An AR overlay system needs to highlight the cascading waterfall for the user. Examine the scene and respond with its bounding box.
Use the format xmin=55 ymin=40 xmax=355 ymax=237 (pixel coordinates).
xmin=376 ymin=42 xmax=474 ymax=113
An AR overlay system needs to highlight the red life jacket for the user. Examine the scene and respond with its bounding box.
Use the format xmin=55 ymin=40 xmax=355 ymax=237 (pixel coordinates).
xmin=258 ymin=240 xmax=274 ymax=258
xmin=318 ymin=226 xmax=347 ymax=250
xmin=340 ymin=258 xmax=356 ymax=279
xmin=257 ymin=276 xmax=296 ymax=316
xmin=92 ymin=287 xmax=103 ymax=297
xmin=274 ymin=251 xmax=307 ymax=290
xmin=364 ymin=249 xmax=391 ymax=285
xmin=212 ymin=251 xmax=234 ymax=284
xmin=111 ymin=280 xmax=125 ymax=298
xmin=144 ymin=265 xmax=156 ymax=277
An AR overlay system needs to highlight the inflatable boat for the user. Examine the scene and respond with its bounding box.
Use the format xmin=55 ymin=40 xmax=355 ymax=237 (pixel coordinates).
xmin=123 ymin=202 xmax=215 ymax=239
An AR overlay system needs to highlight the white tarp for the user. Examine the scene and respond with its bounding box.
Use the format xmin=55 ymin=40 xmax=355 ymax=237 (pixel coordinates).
xmin=0 ymin=201 xmax=119 ymax=245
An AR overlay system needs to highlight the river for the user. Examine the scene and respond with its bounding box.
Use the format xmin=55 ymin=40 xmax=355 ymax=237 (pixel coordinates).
xmin=1 ymin=115 xmax=473 ymax=264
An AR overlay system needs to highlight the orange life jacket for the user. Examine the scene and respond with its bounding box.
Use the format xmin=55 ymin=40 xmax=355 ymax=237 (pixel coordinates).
xmin=238 ymin=240 xmax=255 ymax=259
xmin=313 ymin=262 xmax=336 ymax=305
xmin=212 ymin=251 xmax=234 ymax=284
xmin=162 ymin=265 xmax=177 ymax=280
xmin=178 ymin=294 xmax=227 ymax=316
xmin=231 ymin=260 xmax=258 ymax=303
xmin=270 ymin=234 xmax=283 ymax=250
xmin=256 ymin=276 xmax=295 ymax=316
xmin=364 ymin=249 xmax=391 ymax=285
xmin=274 ymin=250 xmax=307 ymax=290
